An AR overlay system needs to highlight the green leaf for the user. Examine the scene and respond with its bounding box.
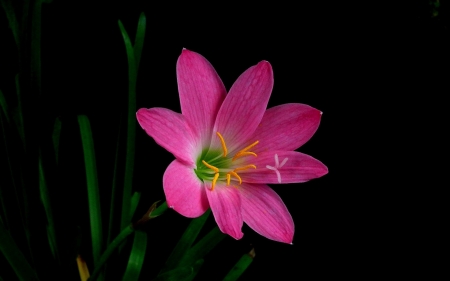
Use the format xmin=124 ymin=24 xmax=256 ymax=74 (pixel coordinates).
xmin=118 ymin=19 xmax=137 ymax=231
xmin=89 ymin=225 xmax=135 ymax=281
xmin=133 ymin=12 xmax=146 ymax=71
xmin=178 ymin=226 xmax=225 ymax=267
xmin=183 ymin=259 xmax=204 ymax=281
xmin=222 ymin=249 xmax=255 ymax=281
xmin=39 ymin=155 xmax=59 ymax=263
xmin=77 ymin=115 xmax=103 ymax=265
xmin=160 ymin=210 xmax=211 ymax=273
xmin=121 ymin=230 xmax=147 ymax=281
xmin=129 ymin=191 xmax=141 ymax=219
xmin=153 ymin=266 xmax=193 ymax=281
xmin=0 ymin=88 xmax=10 ymax=124
xmin=0 ymin=221 xmax=39 ymax=281
xmin=90 ymin=201 xmax=167 ymax=281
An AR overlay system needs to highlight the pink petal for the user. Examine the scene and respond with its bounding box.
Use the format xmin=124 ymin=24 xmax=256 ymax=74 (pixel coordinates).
xmin=177 ymin=49 xmax=227 ymax=147
xmin=239 ymin=151 xmax=328 ymax=184
xmin=163 ymin=160 xmax=209 ymax=218
xmin=206 ymin=184 xmax=243 ymax=240
xmin=136 ymin=107 xmax=197 ymax=166
xmin=211 ymin=61 xmax=273 ymax=153
xmin=239 ymin=183 xmax=294 ymax=243
xmin=251 ymin=103 xmax=322 ymax=153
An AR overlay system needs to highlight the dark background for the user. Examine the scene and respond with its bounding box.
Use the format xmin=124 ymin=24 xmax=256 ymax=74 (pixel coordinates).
xmin=1 ymin=0 xmax=447 ymax=280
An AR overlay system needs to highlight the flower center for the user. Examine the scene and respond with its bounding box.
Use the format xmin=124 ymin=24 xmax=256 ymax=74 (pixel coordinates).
xmin=194 ymin=132 xmax=258 ymax=190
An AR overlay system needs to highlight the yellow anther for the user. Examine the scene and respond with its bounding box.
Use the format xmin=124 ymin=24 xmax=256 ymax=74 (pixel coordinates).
xmin=202 ymin=160 xmax=219 ymax=173
xmin=211 ymin=173 xmax=220 ymax=190
xmin=232 ymin=140 xmax=259 ymax=161
xmin=226 ymin=174 xmax=231 ymax=185
xmin=234 ymin=165 xmax=257 ymax=172
xmin=216 ymin=132 xmax=228 ymax=157
xmin=228 ymin=171 xmax=242 ymax=184
xmin=233 ymin=151 xmax=257 ymax=160
xmin=239 ymin=140 xmax=259 ymax=154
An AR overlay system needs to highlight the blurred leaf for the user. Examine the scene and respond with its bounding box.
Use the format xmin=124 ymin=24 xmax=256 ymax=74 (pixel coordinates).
xmin=31 ymin=0 xmax=42 ymax=98
xmin=222 ymin=249 xmax=255 ymax=281
xmin=0 ymin=221 xmax=39 ymax=281
xmin=0 ymin=0 xmax=19 ymax=47
xmin=0 ymin=113 xmax=10 ymax=228
xmin=77 ymin=115 xmax=103 ymax=265
xmin=39 ymin=156 xmax=59 ymax=263
xmin=51 ymin=117 xmax=62 ymax=164
xmin=161 ymin=210 xmax=211 ymax=273
xmin=14 ymin=75 xmax=25 ymax=147
xmin=133 ymin=12 xmax=146 ymax=70
xmin=0 ymin=88 xmax=10 ymax=124
xmin=118 ymin=19 xmax=137 ymax=231
xmin=0 ymin=92 xmax=31 ymax=259
xmin=121 ymin=230 xmax=147 ymax=281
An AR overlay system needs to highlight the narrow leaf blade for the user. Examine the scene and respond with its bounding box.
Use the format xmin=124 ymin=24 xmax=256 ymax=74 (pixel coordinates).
xmin=161 ymin=210 xmax=211 ymax=272
xmin=133 ymin=12 xmax=146 ymax=70
xmin=179 ymin=226 xmax=225 ymax=267
xmin=129 ymin=191 xmax=141 ymax=219
xmin=222 ymin=249 xmax=255 ymax=281
xmin=77 ymin=115 xmax=103 ymax=265
xmin=121 ymin=230 xmax=147 ymax=281
xmin=39 ymin=156 xmax=59 ymax=263
xmin=153 ymin=266 xmax=193 ymax=281
xmin=89 ymin=225 xmax=135 ymax=281
xmin=118 ymin=19 xmax=137 ymax=231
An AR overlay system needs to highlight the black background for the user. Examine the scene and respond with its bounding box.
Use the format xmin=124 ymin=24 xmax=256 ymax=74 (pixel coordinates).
xmin=0 ymin=0 xmax=447 ymax=280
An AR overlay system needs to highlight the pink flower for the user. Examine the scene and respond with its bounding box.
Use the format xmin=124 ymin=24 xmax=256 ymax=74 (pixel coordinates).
xmin=136 ymin=49 xmax=328 ymax=243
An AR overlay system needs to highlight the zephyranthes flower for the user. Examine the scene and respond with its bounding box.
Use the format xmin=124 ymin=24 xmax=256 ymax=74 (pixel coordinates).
xmin=137 ymin=49 xmax=327 ymax=243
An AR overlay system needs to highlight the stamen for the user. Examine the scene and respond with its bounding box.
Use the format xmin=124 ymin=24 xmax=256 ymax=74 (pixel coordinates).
xmin=239 ymin=140 xmax=259 ymax=154
xmin=226 ymin=174 xmax=231 ymax=185
xmin=234 ymin=165 xmax=257 ymax=172
xmin=232 ymin=140 xmax=259 ymax=161
xmin=211 ymin=173 xmax=220 ymax=190
xmin=233 ymin=151 xmax=257 ymax=160
xmin=202 ymin=160 xmax=219 ymax=173
xmin=228 ymin=171 xmax=242 ymax=184
xmin=216 ymin=132 xmax=228 ymax=157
